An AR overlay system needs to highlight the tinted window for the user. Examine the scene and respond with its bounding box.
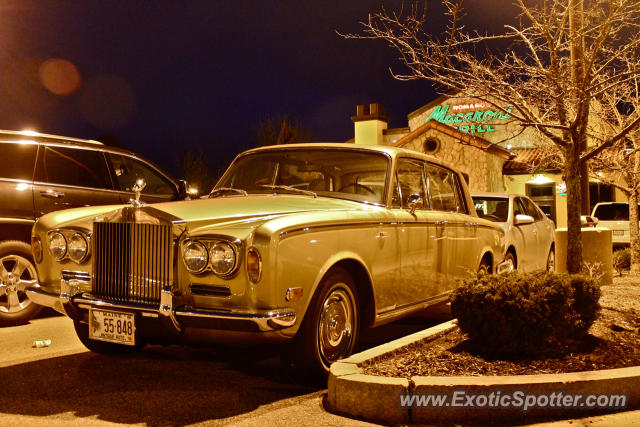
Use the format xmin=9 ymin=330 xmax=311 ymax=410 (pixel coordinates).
xmin=393 ymin=159 xmax=426 ymax=209
xmin=472 ymin=197 xmax=508 ymax=222
xmin=514 ymin=198 xmax=527 ymax=217
xmin=37 ymin=146 xmax=111 ymax=189
xmin=521 ymin=197 xmax=543 ymax=220
xmin=0 ymin=142 xmax=37 ymax=180
xmin=593 ymin=204 xmax=640 ymax=221
xmin=425 ymin=164 xmax=462 ymax=212
xmin=109 ymin=154 xmax=175 ymax=195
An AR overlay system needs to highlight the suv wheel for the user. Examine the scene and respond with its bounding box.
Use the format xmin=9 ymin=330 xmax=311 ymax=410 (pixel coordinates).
xmin=0 ymin=241 xmax=42 ymax=326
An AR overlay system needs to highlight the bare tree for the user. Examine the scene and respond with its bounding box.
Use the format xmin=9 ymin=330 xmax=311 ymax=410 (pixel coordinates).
xmin=343 ymin=0 xmax=640 ymax=273
xmin=181 ymin=149 xmax=213 ymax=197
xmin=589 ymin=76 xmax=640 ymax=271
xmin=257 ymin=115 xmax=312 ymax=146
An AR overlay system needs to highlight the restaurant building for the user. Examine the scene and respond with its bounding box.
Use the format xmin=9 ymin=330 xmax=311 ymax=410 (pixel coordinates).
xmin=349 ymin=95 xmax=618 ymax=227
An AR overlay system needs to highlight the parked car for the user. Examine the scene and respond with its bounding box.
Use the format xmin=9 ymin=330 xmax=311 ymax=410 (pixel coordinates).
xmin=27 ymin=143 xmax=507 ymax=376
xmin=0 ymin=130 xmax=187 ymax=325
xmin=591 ymin=202 xmax=638 ymax=247
xmin=472 ymin=192 xmax=556 ymax=272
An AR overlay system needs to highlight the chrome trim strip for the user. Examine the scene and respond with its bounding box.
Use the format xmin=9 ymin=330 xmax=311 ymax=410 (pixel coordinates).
xmin=0 ymin=217 xmax=35 ymax=224
xmin=70 ymin=294 xmax=297 ymax=332
xmin=279 ymin=220 xmax=497 ymax=240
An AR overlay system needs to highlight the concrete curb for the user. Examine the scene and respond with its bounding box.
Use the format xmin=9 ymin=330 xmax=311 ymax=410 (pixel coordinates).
xmin=327 ymin=320 xmax=640 ymax=425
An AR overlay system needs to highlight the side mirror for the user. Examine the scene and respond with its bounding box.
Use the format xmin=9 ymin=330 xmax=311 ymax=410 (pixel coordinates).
xmin=178 ymin=179 xmax=189 ymax=200
xmin=514 ymin=214 xmax=534 ymax=225
xmin=406 ymin=194 xmax=423 ymax=214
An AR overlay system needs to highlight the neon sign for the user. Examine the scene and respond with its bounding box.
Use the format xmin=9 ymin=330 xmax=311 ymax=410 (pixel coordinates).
xmin=425 ymin=104 xmax=513 ymax=134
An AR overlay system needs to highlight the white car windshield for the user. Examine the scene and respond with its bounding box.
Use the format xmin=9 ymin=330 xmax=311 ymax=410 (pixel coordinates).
xmin=473 ymin=196 xmax=509 ymax=222
xmin=215 ymin=149 xmax=390 ymax=205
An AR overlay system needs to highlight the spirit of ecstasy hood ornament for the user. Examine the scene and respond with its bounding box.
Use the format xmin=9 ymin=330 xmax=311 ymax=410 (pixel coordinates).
xmin=129 ymin=178 xmax=147 ymax=208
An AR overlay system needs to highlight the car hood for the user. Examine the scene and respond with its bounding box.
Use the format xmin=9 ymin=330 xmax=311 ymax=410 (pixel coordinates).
xmin=37 ymin=194 xmax=374 ymax=232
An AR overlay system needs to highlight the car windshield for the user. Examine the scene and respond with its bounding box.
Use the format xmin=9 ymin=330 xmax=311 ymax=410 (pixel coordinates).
xmin=472 ymin=196 xmax=509 ymax=222
xmin=593 ymin=203 xmax=640 ymax=221
xmin=215 ymin=148 xmax=390 ymax=205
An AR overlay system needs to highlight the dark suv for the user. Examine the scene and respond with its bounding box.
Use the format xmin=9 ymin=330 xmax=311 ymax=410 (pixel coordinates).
xmin=0 ymin=130 xmax=186 ymax=325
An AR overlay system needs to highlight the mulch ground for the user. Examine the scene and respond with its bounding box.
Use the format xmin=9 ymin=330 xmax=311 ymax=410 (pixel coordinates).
xmin=364 ymin=273 xmax=640 ymax=378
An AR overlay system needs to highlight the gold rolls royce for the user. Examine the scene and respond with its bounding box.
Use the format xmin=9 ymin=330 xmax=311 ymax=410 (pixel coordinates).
xmin=27 ymin=143 xmax=506 ymax=376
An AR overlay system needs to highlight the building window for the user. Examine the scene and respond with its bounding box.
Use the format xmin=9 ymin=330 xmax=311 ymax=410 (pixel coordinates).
xmin=589 ymin=182 xmax=613 ymax=212
xmin=423 ymin=137 xmax=440 ymax=154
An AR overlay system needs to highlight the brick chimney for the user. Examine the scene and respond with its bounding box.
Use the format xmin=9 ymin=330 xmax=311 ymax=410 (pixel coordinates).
xmin=351 ymin=103 xmax=389 ymax=146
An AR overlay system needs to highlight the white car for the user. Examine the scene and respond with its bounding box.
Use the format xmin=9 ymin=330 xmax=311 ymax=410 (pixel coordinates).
xmin=472 ymin=193 xmax=556 ymax=271
xmin=591 ymin=202 xmax=637 ymax=247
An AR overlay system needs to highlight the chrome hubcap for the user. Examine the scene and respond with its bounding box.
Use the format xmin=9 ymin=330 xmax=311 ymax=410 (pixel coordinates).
xmin=318 ymin=285 xmax=354 ymax=366
xmin=0 ymin=255 xmax=37 ymax=314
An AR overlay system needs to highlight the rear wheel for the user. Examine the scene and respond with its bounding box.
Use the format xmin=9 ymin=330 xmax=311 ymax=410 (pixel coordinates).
xmin=74 ymin=320 xmax=145 ymax=355
xmin=287 ymin=267 xmax=359 ymax=379
xmin=546 ymin=247 xmax=555 ymax=272
xmin=0 ymin=241 xmax=42 ymax=326
xmin=478 ymin=257 xmax=491 ymax=275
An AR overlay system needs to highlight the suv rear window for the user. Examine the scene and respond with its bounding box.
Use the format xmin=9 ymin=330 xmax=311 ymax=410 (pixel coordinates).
xmin=0 ymin=142 xmax=37 ymax=180
xmin=593 ymin=203 xmax=640 ymax=221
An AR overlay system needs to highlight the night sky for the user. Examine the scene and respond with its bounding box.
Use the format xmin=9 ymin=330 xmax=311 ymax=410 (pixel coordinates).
xmin=0 ymin=1 xmax=517 ymax=179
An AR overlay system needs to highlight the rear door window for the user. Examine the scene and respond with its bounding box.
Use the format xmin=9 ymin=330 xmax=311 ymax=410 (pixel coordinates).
xmin=425 ymin=163 xmax=463 ymax=213
xmin=392 ymin=158 xmax=427 ymax=209
xmin=36 ymin=146 xmax=112 ymax=189
xmin=0 ymin=142 xmax=37 ymax=180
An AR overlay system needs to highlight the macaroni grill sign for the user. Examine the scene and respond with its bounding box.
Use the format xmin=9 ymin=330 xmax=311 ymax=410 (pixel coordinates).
xmin=426 ymin=102 xmax=513 ymax=134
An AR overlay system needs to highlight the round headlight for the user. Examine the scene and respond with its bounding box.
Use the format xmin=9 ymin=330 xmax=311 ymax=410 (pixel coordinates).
xmin=183 ymin=241 xmax=209 ymax=273
xmin=209 ymin=242 xmax=236 ymax=276
xmin=68 ymin=233 xmax=89 ymax=264
xmin=48 ymin=232 xmax=67 ymax=261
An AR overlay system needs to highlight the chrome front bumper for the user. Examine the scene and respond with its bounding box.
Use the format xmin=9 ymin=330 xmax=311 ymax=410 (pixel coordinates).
xmin=26 ymin=282 xmax=297 ymax=333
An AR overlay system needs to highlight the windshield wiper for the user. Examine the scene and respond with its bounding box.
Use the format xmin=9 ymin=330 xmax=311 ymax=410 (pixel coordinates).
xmin=208 ymin=187 xmax=249 ymax=198
xmin=260 ymin=184 xmax=317 ymax=198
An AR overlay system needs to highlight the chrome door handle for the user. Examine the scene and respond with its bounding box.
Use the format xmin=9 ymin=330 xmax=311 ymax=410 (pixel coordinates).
xmin=40 ymin=190 xmax=65 ymax=199
xmin=435 ymin=220 xmax=448 ymax=225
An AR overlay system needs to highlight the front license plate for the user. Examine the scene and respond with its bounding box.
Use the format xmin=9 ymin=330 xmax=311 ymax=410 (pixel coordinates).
xmin=89 ymin=309 xmax=136 ymax=346
xmin=613 ymin=230 xmax=625 ymax=236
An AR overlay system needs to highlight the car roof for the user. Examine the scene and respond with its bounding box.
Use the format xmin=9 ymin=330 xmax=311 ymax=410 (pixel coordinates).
xmin=239 ymin=142 xmax=458 ymax=170
xmin=0 ymin=129 xmax=177 ymax=184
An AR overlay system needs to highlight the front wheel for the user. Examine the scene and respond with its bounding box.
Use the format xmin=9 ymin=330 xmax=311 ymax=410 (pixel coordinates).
xmin=0 ymin=240 xmax=42 ymax=326
xmin=289 ymin=268 xmax=359 ymax=379
xmin=74 ymin=320 xmax=145 ymax=355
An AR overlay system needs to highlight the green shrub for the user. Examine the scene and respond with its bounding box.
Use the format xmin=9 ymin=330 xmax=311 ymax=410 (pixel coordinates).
xmin=613 ymin=248 xmax=631 ymax=276
xmin=451 ymin=271 xmax=600 ymax=356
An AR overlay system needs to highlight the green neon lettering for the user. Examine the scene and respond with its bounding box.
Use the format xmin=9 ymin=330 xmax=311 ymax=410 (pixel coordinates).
xmin=472 ymin=111 xmax=484 ymax=122
xmin=454 ymin=113 xmax=464 ymax=123
xmin=459 ymin=125 xmax=469 ymax=133
xmin=463 ymin=112 xmax=474 ymax=122
xmin=444 ymin=114 xmax=455 ymax=123
xmin=426 ymin=105 xmax=449 ymax=123
xmin=487 ymin=125 xmax=495 ymax=132
xmin=483 ymin=110 xmax=496 ymax=121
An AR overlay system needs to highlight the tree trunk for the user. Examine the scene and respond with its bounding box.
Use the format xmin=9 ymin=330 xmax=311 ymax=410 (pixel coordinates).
xmin=565 ymin=150 xmax=583 ymax=273
xmin=629 ymin=191 xmax=640 ymax=272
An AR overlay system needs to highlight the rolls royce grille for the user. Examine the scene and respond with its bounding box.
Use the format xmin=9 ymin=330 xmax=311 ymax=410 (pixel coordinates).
xmin=92 ymin=222 xmax=173 ymax=305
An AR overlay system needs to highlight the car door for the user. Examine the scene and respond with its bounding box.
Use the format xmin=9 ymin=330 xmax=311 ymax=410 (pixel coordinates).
xmin=386 ymin=157 xmax=440 ymax=309
xmin=107 ymin=153 xmax=178 ymax=203
xmin=513 ymin=197 xmax=539 ymax=271
xmin=0 ymin=142 xmax=37 ymax=222
xmin=33 ymin=145 xmax=121 ymax=217
xmin=425 ymin=163 xmax=476 ymax=279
